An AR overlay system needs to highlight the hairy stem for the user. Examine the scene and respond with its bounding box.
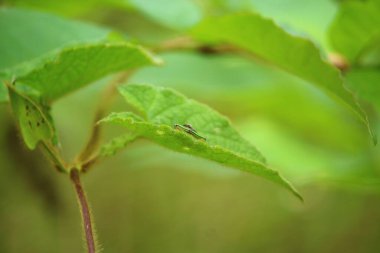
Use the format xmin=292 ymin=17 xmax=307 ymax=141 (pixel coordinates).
xmin=70 ymin=169 xmax=96 ymax=253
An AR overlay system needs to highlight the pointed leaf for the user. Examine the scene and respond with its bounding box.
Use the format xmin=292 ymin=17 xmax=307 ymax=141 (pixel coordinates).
xmin=16 ymin=42 xmax=161 ymax=102
xmin=191 ymin=13 xmax=372 ymax=140
xmin=101 ymin=84 xmax=302 ymax=200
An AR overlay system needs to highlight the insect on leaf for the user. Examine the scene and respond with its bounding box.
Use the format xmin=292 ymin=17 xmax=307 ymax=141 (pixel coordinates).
xmin=101 ymin=84 xmax=302 ymax=201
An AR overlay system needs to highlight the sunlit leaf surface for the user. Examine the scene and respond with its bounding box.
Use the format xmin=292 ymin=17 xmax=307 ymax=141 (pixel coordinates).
xmin=101 ymin=84 xmax=302 ymax=200
xmin=191 ymin=13 xmax=373 ymax=141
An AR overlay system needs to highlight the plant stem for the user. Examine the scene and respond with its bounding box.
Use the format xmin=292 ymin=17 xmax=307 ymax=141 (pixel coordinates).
xmin=76 ymin=71 xmax=133 ymax=168
xmin=70 ymin=169 xmax=96 ymax=253
xmin=156 ymin=37 xmax=349 ymax=70
xmin=41 ymin=141 xmax=67 ymax=173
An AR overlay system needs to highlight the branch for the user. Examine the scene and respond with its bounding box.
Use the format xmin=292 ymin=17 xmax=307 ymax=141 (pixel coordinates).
xmin=156 ymin=37 xmax=350 ymax=72
xmin=154 ymin=36 xmax=238 ymax=55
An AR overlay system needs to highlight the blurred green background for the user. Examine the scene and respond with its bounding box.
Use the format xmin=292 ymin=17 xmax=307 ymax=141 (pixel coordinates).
xmin=1 ymin=0 xmax=380 ymax=252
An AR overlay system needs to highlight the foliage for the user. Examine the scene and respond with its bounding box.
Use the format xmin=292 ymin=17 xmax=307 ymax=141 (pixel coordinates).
xmin=100 ymin=84 xmax=301 ymax=199
xmin=0 ymin=7 xmax=303 ymax=197
xmin=1 ymin=0 xmax=380 ymax=252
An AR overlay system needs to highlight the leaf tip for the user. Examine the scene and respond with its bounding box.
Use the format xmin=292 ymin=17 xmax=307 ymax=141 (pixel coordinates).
xmin=285 ymin=181 xmax=303 ymax=202
xmin=373 ymin=134 xmax=378 ymax=146
xmin=277 ymin=173 xmax=303 ymax=202
xmin=294 ymin=190 xmax=304 ymax=203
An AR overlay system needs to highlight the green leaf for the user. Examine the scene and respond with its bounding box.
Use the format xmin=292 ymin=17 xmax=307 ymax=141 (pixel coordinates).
xmin=101 ymin=84 xmax=302 ymax=200
xmin=131 ymin=52 xmax=368 ymax=152
xmin=15 ymin=42 xmax=161 ymax=102
xmin=250 ymin=0 xmax=337 ymax=50
xmin=0 ymin=7 xmax=112 ymax=102
xmin=329 ymin=0 xmax=380 ymax=63
xmin=0 ymin=8 xmax=110 ymax=71
xmin=0 ymin=77 xmax=8 ymax=102
xmin=191 ymin=13 xmax=373 ymax=141
xmin=1 ymin=0 xmax=110 ymax=17
xmin=100 ymin=133 xmax=138 ymax=157
xmin=6 ymin=84 xmax=54 ymax=149
xmin=345 ymin=69 xmax=380 ymax=110
xmin=239 ymin=117 xmax=377 ymax=183
xmin=126 ymin=0 xmax=202 ymax=29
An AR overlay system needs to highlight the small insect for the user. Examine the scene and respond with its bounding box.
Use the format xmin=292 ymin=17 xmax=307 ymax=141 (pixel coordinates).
xmin=174 ymin=123 xmax=206 ymax=141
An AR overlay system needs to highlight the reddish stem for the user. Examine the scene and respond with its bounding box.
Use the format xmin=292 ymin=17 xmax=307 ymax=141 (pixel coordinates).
xmin=70 ymin=169 xmax=96 ymax=253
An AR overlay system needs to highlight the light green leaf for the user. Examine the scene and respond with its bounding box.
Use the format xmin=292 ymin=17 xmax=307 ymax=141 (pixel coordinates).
xmin=329 ymin=0 xmax=380 ymax=63
xmin=6 ymin=84 xmax=54 ymax=149
xmin=126 ymin=0 xmax=202 ymax=29
xmin=131 ymin=52 xmax=368 ymax=152
xmin=15 ymin=42 xmax=161 ymax=102
xmin=191 ymin=13 xmax=373 ymax=141
xmin=101 ymin=84 xmax=302 ymax=200
xmin=100 ymin=133 xmax=139 ymax=157
xmin=250 ymin=0 xmax=337 ymax=50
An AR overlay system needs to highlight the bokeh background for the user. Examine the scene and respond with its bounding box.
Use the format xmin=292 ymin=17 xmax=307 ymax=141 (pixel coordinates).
xmin=1 ymin=0 xmax=380 ymax=252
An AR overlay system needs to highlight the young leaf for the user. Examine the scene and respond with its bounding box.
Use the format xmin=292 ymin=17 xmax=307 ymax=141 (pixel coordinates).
xmin=100 ymin=84 xmax=302 ymax=200
xmin=191 ymin=13 xmax=373 ymax=141
xmin=329 ymin=0 xmax=380 ymax=63
xmin=100 ymin=133 xmax=139 ymax=157
xmin=16 ymin=42 xmax=162 ymax=102
xmin=6 ymin=84 xmax=54 ymax=149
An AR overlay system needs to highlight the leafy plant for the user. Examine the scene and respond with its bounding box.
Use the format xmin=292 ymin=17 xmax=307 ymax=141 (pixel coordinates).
xmin=1 ymin=1 xmax=379 ymax=252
